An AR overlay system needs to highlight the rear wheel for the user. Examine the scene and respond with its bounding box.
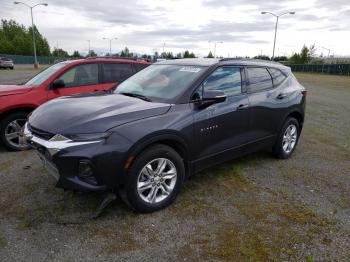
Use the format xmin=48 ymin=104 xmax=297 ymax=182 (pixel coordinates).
xmin=0 ymin=112 xmax=30 ymax=151
xmin=120 ymin=144 xmax=185 ymax=213
xmin=272 ymin=117 xmax=300 ymax=159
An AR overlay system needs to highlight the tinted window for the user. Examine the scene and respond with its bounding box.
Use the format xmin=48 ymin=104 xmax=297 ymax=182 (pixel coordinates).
xmin=203 ymin=67 xmax=242 ymax=96
xmin=103 ymin=63 xmax=133 ymax=83
xmin=247 ymin=67 xmax=273 ymax=92
xmin=134 ymin=63 xmax=149 ymax=72
xmin=269 ymin=68 xmax=286 ymax=86
xmin=57 ymin=63 xmax=99 ymax=87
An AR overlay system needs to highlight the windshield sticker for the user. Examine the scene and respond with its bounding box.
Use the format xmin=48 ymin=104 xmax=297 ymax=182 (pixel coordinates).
xmin=179 ymin=67 xmax=202 ymax=73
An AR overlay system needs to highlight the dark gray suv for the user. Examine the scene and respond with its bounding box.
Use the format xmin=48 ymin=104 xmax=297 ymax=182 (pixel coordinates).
xmin=24 ymin=58 xmax=306 ymax=212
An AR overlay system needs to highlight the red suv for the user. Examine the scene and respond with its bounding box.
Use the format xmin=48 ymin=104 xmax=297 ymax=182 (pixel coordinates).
xmin=0 ymin=58 xmax=150 ymax=150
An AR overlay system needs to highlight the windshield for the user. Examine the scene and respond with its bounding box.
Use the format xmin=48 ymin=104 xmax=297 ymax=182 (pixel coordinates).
xmin=115 ymin=64 xmax=205 ymax=103
xmin=25 ymin=62 xmax=69 ymax=86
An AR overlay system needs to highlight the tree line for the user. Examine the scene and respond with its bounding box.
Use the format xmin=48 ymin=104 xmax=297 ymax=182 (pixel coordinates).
xmin=253 ymin=45 xmax=317 ymax=64
xmin=0 ymin=19 xmax=50 ymax=56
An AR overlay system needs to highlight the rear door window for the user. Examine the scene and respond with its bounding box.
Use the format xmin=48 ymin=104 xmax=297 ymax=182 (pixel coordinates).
xmin=103 ymin=63 xmax=133 ymax=83
xmin=247 ymin=67 xmax=273 ymax=93
xmin=269 ymin=68 xmax=287 ymax=86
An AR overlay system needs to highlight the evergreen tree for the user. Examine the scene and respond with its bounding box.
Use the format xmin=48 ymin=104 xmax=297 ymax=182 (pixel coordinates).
xmin=183 ymin=50 xmax=190 ymax=58
xmin=72 ymin=50 xmax=82 ymax=58
xmin=207 ymin=51 xmax=214 ymax=58
xmin=86 ymin=50 xmax=97 ymax=57
xmin=52 ymin=48 xmax=69 ymax=57
xmin=120 ymin=47 xmax=132 ymax=57
xmin=253 ymin=55 xmax=270 ymax=60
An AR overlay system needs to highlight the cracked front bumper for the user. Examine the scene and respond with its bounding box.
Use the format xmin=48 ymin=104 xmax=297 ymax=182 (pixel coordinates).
xmin=23 ymin=123 xmax=108 ymax=192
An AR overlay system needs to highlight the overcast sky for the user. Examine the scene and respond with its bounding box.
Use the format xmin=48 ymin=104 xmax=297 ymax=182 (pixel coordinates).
xmin=1 ymin=0 xmax=350 ymax=57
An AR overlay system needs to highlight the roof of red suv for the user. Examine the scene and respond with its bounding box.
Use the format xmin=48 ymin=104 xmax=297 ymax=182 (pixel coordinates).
xmin=65 ymin=58 xmax=150 ymax=66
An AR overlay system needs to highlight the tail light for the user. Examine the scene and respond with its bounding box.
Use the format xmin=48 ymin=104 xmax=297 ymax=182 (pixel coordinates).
xmin=301 ymin=90 xmax=308 ymax=97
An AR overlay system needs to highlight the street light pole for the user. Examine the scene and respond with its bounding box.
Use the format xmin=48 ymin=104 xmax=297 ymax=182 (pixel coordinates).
xmin=103 ymin=37 xmax=118 ymax=55
xmin=208 ymin=41 xmax=223 ymax=57
xmin=320 ymin=46 xmax=331 ymax=57
xmin=87 ymin=40 xmax=91 ymax=55
xmin=272 ymin=16 xmax=279 ymax=60
xmin=261 ymin=11 xmax=295 ymax=61
xmin=14 ymin=2 xmax=48 ymax=69
xmin=30 ymin=7 xmax=38 ymax=67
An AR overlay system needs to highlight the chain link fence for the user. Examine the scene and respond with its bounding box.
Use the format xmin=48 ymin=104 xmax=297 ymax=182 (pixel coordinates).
xmin=289 ymin=64 xmax=350 ymax=76
xmin=0 ymin=54 xmax=70 ymax=65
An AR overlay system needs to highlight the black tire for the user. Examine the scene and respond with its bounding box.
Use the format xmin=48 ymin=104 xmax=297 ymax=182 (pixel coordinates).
xmin=120 ymin=144 xmax=185 ymax=213
xmin=272 ymin=117 xmax=300 ymax=159
xmin=10 ymin=67 xmax=14 ymax=70
xmin=0 ymin=112 xmax=30 ymax=151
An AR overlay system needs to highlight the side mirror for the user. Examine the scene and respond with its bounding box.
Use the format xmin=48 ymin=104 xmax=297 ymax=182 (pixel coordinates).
xmin=52 ymin=79 xmax=65 ymax=89
xmin=197 ymin=90 xmax=227 ymax=109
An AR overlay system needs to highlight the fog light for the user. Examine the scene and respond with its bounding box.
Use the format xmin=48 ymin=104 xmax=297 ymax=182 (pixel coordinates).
xmin=78 ymin=160 xmax=97 ymax=185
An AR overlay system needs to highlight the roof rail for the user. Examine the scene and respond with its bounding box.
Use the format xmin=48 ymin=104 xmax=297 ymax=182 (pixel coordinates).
xmin=85 ymin=56 xmax=141 ymax=61
xmin=219 ymin=57 xmax=283 ymax=65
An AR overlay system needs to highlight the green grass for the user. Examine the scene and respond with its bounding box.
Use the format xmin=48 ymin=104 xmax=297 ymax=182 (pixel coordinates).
xmin=0 ymin=230 xmax=7 ymax=249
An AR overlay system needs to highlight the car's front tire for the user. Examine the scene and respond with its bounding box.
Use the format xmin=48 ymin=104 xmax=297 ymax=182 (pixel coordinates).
xmin=0 ymin=112 xmax=30 ymax=151
xmin=272 ymin=117 xmax=300 ymax=159
xmin=120 ymin=144 xmax=185 ymax=213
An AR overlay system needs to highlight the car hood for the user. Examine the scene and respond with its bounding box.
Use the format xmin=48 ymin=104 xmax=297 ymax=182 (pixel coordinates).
xmin=0 ymin=85 xmax=33 ymax=97
xmin=28 ymin=93 xmax=171 ymax=134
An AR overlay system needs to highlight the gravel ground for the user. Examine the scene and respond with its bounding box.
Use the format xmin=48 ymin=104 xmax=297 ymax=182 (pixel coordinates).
xmin=0 ymin=71 xmax=349 ymax=261
xmin=0 ymin=64 xmax=49 ymax=85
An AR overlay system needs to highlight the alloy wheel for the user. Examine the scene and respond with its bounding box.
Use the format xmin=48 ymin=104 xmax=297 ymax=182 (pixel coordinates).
xmin=282 ymin=124 xmax=297 ymax=154
xmin=137 ymin=158 xmax=177 ymax=204
xmin=4 ymin=119 xmax=27 ymax=149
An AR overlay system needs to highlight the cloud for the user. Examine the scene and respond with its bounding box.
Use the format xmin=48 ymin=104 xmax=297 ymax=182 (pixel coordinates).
xmin=47 ymin=0 xmax=166 ymax=26
xmin=1 ymin=0 xmax=349 ymax=56
xmin=202 ymin=0 xmax=290 ymax=10
xmin=316 ymin=0 xmax=350 ymax=9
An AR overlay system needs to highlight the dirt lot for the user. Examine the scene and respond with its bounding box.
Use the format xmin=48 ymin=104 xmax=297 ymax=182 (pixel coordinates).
xmin=0 ymin=70 xmax=349 ymax=261
xmin=0 ymin=64 xmax=49 ymax=85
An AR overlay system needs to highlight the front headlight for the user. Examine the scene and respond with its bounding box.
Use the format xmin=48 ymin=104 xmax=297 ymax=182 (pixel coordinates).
xmin=64 ymin=132 xmax=111 ymax=142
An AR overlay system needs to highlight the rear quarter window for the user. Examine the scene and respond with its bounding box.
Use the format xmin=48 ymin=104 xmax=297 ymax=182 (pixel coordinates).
xmin=247 ymin=67 xmax=273 ymax=93
xmin=269 ymin=68 xmax=287 ymax=86
xmin=103 ymin=63 xmax=133 ymax=83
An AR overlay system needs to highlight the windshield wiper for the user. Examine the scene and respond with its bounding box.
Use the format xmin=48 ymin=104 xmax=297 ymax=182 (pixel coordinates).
xmin=119 ymin=92 xmax=152 ymax=102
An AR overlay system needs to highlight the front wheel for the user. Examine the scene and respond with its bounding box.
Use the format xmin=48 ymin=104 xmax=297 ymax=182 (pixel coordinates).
xmin=0 ymin=112 xmax=30 ymax=151
xmin=120 ymin=144 xmax=185 ymax=213
xmin=272 ymin=117 xmax=300 ymax=159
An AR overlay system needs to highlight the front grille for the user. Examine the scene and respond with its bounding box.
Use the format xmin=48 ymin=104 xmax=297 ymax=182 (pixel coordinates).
xmin=28 ymin=124 xmax=54 ymax=140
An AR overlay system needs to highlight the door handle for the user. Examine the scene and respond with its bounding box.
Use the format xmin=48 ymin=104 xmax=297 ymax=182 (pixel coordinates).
xmin=276 ymin=93 xmax=287 ymax=99
xmin=237 ymin=104 xmax=249 ymax=110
